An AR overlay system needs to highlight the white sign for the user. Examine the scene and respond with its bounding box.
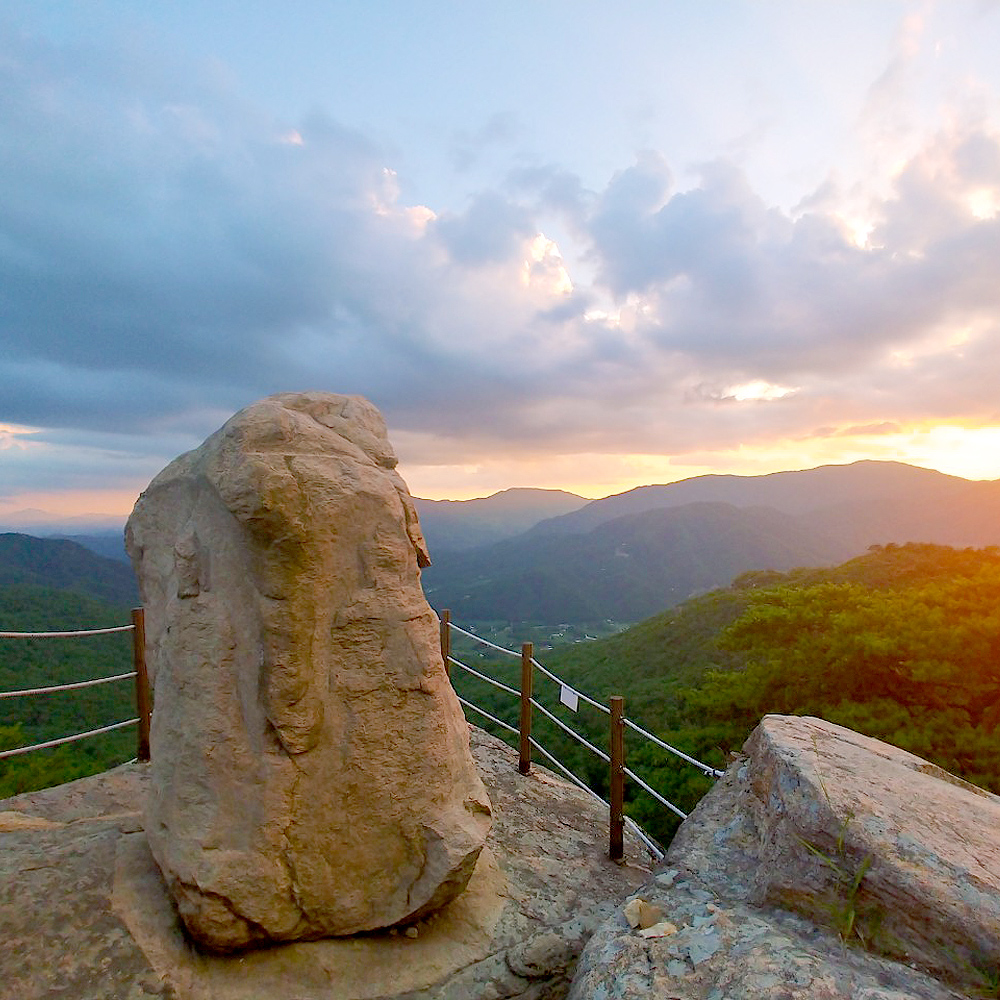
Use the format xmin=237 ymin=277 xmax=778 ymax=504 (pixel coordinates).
xmin=559 ymin=684 xmax=579 ymax=713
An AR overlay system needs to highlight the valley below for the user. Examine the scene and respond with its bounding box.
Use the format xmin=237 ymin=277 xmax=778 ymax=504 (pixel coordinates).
xmin=3 ymin=459 xmax=1000 ymax=849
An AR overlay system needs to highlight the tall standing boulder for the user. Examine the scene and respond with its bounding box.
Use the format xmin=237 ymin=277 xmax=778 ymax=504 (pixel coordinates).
xmin=125 ymin=391 xmax=491 ymax=951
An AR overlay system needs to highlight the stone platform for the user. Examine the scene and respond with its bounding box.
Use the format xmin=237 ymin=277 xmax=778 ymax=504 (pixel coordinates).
xmin=0 ymin=727 xmax=651 ymax=1000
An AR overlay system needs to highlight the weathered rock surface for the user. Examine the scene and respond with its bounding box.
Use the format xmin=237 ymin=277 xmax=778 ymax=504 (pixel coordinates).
xmin=124 ymin=392 xmax=491 ymax=949
xmin=570 ymin=715 xmax=999 ymax=999
xmin=0 ymin=727 xmax=652 ymax=1000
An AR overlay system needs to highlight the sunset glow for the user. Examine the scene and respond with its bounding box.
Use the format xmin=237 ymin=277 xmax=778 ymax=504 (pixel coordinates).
xmin=2 ymin=3 xmax=1000 ymax=519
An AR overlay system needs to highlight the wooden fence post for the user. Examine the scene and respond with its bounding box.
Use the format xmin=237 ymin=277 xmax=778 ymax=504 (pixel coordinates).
xmin=519 ymin=642 xmax=534 ymax=775
xmin=609 ymin=695 xmax=625 ymax=861
xmin=440 ymin=609 xmax=451 ymax=678
xmin=131 ymin=607 xmax=151 ymax=763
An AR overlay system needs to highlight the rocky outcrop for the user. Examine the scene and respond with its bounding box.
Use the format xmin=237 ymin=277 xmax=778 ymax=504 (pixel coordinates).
xmin=570 ymin=715 xmax=1000 ymax=999
xmin=124 ymin=392 xmax=491 ymax=950
xmin=0 ymin=727 xmax=652 ymax=1000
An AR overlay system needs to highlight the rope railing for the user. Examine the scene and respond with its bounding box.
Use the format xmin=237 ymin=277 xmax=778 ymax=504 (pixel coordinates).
xmin=440 ymin=611 xmax=724 ymax=861
xmin=450 ymin=618 xmax=719 ymax=776
xmin=0 ymin=719 xmax=140 ymax=760
xmin=531 ymin=656 xmax=610 ymax=715
xmin=527 ymin=733 xmax=665 ymax=859
xmin=529 ymin=695 xmax=611 ymax=764
xmin=455 ymin=694 xmax=521 ymax=736
xmin=0 ymin=671 xmax=137 ymax=700
xmin=448 ymin=622 xmax=521 ymax=658
xmin=0 ymin=625 xmax=135 ymax=639
xmin=449 ymin=656 xmax=521 ymax=697
xmin=624 ymin=765 xmax=688 ymax=820
xmin=1 ymin=601 xmax=707 ymax=861
xmin=623 ymin=717 xmax=725 ymax=778
xmin=0 ymin=608 xmax=151 ymax=764
xmin=529 ymin=733 xmax=607 ymax=803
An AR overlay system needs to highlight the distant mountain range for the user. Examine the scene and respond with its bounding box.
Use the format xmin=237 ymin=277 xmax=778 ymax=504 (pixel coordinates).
xmin=7 ymin=461 xmax=1000 ymax=627
xmin=0 ymin=512 xmax=131 ymax=564
xmin=0 ymin=509 xmax=126 ymax=533
xmin=0 ymin=533 xmax=139 ymax=606
xmin=414 ymin=488 xmax=589 ymax=553
xmin=421 ymin=461 xmax=1000 ymax=624
xmin=1 ymin=490 xmax=589 ymax=564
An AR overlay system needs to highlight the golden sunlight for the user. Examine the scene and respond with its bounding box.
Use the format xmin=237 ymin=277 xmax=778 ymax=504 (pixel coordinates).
xmin=723 ymin=380 xmax=798 ymax=402
xmin=0 ymin=487 xmax=143 ymax=519
xmin=968 ymin=188 xmax=999 ymax=220
xmin=402 ymin=423 xmax=1000 ymax=503
xmin=894 ymin=425 xmax=1000 ymax=481
xmin=522 ymin=233 xmax=573 ymax=295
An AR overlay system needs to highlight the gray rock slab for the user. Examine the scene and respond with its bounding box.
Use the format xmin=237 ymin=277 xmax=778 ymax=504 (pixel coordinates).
xmin=568 ymin=871 xmax=966 ymax=1000
xmin=0 ymin=727 xmax=652 ymax=1000
xmin=570 ymin=715 xmax=997 ymax=1000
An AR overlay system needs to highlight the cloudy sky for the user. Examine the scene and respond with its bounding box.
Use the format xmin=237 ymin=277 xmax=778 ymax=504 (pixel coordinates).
xmin=3 ymin=1 xmax=1000 ymax=520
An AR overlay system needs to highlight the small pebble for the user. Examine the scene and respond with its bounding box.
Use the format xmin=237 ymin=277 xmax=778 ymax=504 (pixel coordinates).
xmin=405 ymin=926 xmax=419 ymax=939
xmin=638 ymin=920 xmax=679 ymax=939
xmin=638 ymin=900 xmax=664 ymax=929
xmin=623 ymin=897 xmax=645 ymax=928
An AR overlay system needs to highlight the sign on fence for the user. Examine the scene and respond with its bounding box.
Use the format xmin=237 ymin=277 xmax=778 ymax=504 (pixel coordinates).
xmin=559 ymin=684 xmax=579 ymax=712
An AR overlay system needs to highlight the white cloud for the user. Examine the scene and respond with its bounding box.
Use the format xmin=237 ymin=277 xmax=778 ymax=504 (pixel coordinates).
xmin=3 ymin=17 xmax=1000 ymax=505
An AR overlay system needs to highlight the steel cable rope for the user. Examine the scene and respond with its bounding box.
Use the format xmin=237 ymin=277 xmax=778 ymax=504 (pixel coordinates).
xmin=528 ymin=735 xmax=664 ymax=859
xmin=530 ymin=657 xmax=610 ymax=714
xmin=0 ymin=719 xmax=139 ymax=760
xmin=622 ymin=717 xmax=724 ymax=778
xmin=529 ymin=696 xmax=611 ymax=763
xmin=446 ymin=620 xmax=716 ymax=825
xmin=447 ymin=621 xmax=718 ymax=776
xmin=449 ymin=657 xmax=521 ymax=697
xmin=623 ymin=765 xmax=688 ymax=820
xmin=529 ymin=735 xmax=608 ymax=805
xmin=450 ymin=668 xmax=670 ymax=854
xmin=447 ymin=623 xmax=521 ymax=658
xmin=0 ymin=671 xmax=137 ymax=699
xmin=455 ymin=696 xmax=521 ymax=736
xmin=0 ymin=618 xmax=144 ymax=762
xmin=0 ymin=625 xmax=134 ymax=638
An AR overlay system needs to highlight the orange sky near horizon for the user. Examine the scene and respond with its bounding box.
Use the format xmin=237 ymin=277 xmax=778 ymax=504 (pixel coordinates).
xmin=5 ymin=422 xmax=1000 ymax=519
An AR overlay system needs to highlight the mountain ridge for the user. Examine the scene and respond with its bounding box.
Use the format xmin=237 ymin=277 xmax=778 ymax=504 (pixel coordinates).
xmin=527 ymin=460 xmax=996 ymax=537
xmin=0 ymin=533 xmax=139 ymax=607
xmin=414 ymin=487 xmax=589 ymax=553
xmin=423 ymin=461 xmax=1000 ymax=625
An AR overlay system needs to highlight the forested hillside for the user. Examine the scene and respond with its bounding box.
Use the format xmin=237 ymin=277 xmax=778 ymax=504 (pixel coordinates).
xmin=423 ymin=501 xmax=843 ymax=623
xmin=450 ymin=543 xmax=1000 ymax=845
xmin=424 ymin=462 xmax=1000 ymax=629
xmin=6 ymin=533 xmax=998 ymax=849
xmin=0 ymin=533 xmax=138 ymax=605
xmin=0 ymin=586 xmax=138 ymax=797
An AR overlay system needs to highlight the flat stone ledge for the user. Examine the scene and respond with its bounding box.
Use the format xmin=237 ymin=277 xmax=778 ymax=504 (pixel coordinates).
xmin=0 ymin=726 xmax=652 ymax=1000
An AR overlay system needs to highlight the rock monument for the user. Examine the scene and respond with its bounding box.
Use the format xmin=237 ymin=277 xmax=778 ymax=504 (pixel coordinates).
xmin=125 ymin=391 xmax=492 ymax=951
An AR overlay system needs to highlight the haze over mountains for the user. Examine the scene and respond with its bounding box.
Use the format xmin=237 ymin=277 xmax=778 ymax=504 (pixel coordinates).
xmin=0 ymin=533 xmax=139 ymax=606
xmin=413 ymin=489 xmax=589 ymax=552
xmin=420 ymin=461 xmax=1000 ymax=624
xmin=6 ymin=461 xmax=1000 ymax=628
